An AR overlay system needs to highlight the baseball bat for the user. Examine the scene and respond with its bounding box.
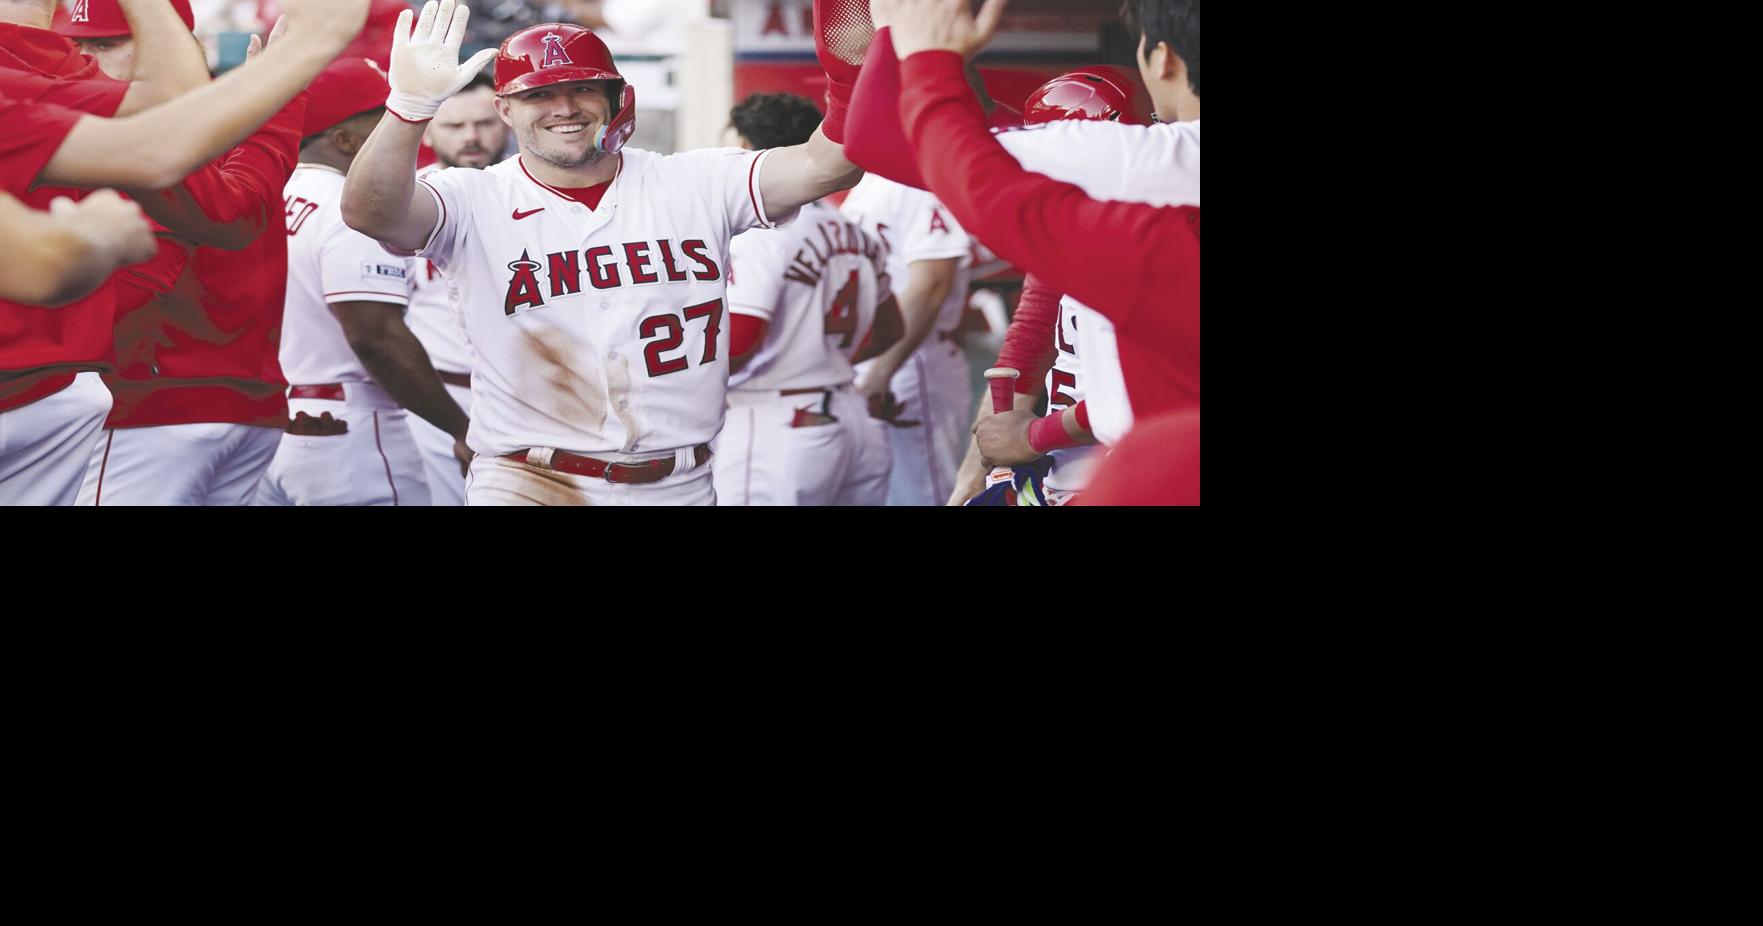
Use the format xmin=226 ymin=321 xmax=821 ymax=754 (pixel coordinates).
xmin=981 ymin=367 xmax=1021 ymax=490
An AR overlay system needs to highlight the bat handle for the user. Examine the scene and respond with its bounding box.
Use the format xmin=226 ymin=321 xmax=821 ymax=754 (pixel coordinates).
xmin=984 ymin=367 xmax=1020 ymax=415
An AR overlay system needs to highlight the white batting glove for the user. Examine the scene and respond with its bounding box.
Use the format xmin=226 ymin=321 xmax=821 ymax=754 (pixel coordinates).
xmin=387 ymin=0 xmax=497 ymax=122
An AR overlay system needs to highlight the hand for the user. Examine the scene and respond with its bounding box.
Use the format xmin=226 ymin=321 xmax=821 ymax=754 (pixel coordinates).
xmin=50 ymin=192 xmax=157 ymax=266
xmin=245 ymin=16 xmax=286 ymax=60
xmin=856 ymin=372 xmax=919 ymax=427
xmin=279 ymin=0 xmax=371 ymax=47
xmin=947 ymin=467 xmax=988 ymax=506
xmin=453 ymin=436 xmax=474 ymax=477
xmin=388 ymin=0 xmax=497 ymax=120
xmin=814 ymin=0 xmax=875 ymax=85
xmin=879 ymin=0 xmax=1008 ymax=59
xmin=974 ymin=408 xmax=1038 ymax=467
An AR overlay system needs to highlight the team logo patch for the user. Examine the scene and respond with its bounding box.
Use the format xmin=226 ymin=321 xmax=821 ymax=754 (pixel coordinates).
xmin=361 ymin=261 xmax=408 ymax=283
xmin=71 ymin=0 xmax=88 ymax=23
xmin=540 ymin=33 xmax=573 ymax=68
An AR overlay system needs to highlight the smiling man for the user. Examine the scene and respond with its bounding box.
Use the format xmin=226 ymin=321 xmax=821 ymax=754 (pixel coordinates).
xmin=342 ymin=1 xmax=873 ymax=506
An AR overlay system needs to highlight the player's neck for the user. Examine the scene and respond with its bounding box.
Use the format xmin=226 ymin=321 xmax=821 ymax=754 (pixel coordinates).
xmin=520 ymin=150 xmax=620 ymax=190
xmin=0 ymin=0 xmax=55 ymax=28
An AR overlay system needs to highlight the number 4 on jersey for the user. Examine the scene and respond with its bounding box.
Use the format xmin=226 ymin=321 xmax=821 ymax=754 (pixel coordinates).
xmin=825 ymin=270 xmax=860 ymax=348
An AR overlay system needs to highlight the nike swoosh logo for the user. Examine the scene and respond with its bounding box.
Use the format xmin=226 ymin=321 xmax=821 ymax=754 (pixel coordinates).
xmin=513 ymin=208 xmax=545 ymax=220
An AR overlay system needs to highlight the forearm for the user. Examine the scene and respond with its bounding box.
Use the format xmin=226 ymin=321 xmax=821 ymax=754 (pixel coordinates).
xmin=864 ymin=274 xmax=944 ymax=383
xmin=850 ymin=295 xmax=903 ymax=364
xmin=351 ymin=327 xmax=470 ymax=438
xmin=997 ymin=273 xmax=1061 ymax=395
xmin=44 ymin=35 xmax=336 ymax=190
xmin=845 ymin=27 xmax=931 ymax=190
xmin=114 ymin=0 xmax=210 ymax=114
xmin=342 ymin=115 xmax=435 ymax=250
xmin=947 ymin=389 xmax=1037 ymax=505
xmin=759 ymin=128 xmax=864 ymax=218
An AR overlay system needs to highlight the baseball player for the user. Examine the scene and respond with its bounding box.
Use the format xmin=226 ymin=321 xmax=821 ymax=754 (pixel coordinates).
xmin=853 ymin=0 xmax=1199 ymax=452
xmin=255 ymin=56 xmax=472 ymax=507
xmin=715 ymin=92 xmax=902 ymax=506
xmin=404 ymin=71 xmax=508 ymax=506
xmin=340 ymin=1 xmax=875 ymax=506
xmin=56 ymin=1 xmax=308 ymax=506
xmin=884 ymin=0 xmax=1200 ymax=492
xmin=839 ymin=175 xmax=974 ymax=506
xmin=1 ymin=0 xmax=371 ymax=505
xmin=947 ymin=69 xmax=1154 ymax=506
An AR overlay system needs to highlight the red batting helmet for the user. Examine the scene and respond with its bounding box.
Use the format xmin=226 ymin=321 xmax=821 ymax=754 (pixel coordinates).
xmin=53 ymin=0 xmax=195 ymax=38
xmin=495 ymin=23 xmax=637 ymax=155
xmin=1023 ymin=69 xmax=1153 ymax=126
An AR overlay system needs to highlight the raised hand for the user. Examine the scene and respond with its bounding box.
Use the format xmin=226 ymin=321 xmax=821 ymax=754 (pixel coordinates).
xmin=387 ymin=0 xmax=498 ymax=121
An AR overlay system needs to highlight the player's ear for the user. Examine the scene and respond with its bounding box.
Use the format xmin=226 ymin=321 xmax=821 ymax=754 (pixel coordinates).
xmin=494 ymin=95 xmax=514 ymax=128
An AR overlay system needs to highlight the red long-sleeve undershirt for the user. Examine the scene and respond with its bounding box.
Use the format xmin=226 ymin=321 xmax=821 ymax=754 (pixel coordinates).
xmin=996 ymin=272 xmax=1060 ymax=396
xmin=899 ymin=51 xmax=1200 ymax=411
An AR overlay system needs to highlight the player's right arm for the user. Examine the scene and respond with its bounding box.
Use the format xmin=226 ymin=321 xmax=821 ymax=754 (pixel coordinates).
xmin=36 ymin=0 xmax=368 ymax=191
xmin=854 ymin=256 xmax=957 ymax=416
xmin=333 ymin=302 xmax=471 ymax=441
xmin=109 ymin=0 xmax=213 ymax=116
xmin=0 ymin=191 xmax=157 ymax=306
xmin=342 ymin=1 xmax=495 ymax=252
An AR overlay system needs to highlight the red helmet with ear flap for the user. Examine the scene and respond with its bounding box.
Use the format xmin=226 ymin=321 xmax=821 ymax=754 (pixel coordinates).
xmin=1023 ymin=69 xmax=1154 ymax=126
xmin=494 ymin=23 xmax=637 ymax=155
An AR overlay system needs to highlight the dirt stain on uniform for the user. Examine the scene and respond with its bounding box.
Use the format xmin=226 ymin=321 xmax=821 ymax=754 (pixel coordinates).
xmin=517 ymin=322 xmax=609 ymax=439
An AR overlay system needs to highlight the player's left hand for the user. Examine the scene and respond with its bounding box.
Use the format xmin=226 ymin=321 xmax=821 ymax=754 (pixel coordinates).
xmin=974 ymin=408 xmax=1039 ymax=467
xmin=877 ymin=0 xmax=1009 ymax=60
xmin=453 ymin=436 xmax=474 ymax=477
xmin=388 ymin=0 xmax=497 ymax=121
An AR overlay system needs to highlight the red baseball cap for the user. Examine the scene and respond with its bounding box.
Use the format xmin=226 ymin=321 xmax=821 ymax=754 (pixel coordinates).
xmin=53 ymin=0 xmax=196 ymax=38
xmin=303 ymin=57 xmax=390 ymax=139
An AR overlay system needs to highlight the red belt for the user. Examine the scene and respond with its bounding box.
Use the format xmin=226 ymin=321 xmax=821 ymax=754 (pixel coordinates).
xmin=505 ymin=445 xmax=712 ymax=484
xmin=289 ymin=383 xmax=347 ymax=401
xmin=438 ymin=370 xmax=471 ymax=389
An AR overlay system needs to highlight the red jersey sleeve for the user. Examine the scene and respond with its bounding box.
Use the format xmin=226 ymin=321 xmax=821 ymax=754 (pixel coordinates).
xmin=0 ymin=93 xmax=82 ymax=195
xmin=845 ymin=27 xmax=932 ymax=191
xmin=0 ymin=68 xmax=129 ymax=117
xmin=995 ymin=272 xmax=1061 ymax=396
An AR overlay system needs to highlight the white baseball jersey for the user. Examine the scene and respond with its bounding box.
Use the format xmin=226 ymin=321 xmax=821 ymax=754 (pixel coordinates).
xmin=1043 ymin=299 xmax=1099 ymax=495
xmin=412 ymin=147 xmax=779 ymax=457
xmin=727 ymin=199 xmax=890 ymax=392
xmin=406 ymin=168 xmax=471 ymax=376
xmin=840 ymin=173 xmax=972 ymax=332
xmin=282 ymin=164 xmax=413 ymax=385
xmin=994 ymin=119 xmax=1201 ymax=446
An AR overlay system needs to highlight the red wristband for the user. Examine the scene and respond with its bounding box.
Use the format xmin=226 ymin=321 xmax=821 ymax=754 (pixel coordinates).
xmin=822 ymin=79 xmax=854 ymax=144
xmin=1028 ymin=409 xmax=1080 ymax=454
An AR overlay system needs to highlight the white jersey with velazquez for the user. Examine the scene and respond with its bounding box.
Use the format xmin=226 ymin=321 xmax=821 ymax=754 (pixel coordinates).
xmin=405 ymin=165 xmax=471 ymax=377
xmin=282 ymin=164 xmax=414 ymax=385
xmin=413 ymin=147 xmax=779 ymax=457
xmin=727 ymin=199 xmax=890 ymax=392
xmin=995 ymin=119 xmax=1201 ymax=446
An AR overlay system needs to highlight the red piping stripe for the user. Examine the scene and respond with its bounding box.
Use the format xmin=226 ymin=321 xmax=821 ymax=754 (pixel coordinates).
xmin=94 ymin=431 xmax=112 ymax=507
xmin=747 ymin=151 xmax=766 ymax=227
xmin=373 ymin=411 xmax=400 ymax=506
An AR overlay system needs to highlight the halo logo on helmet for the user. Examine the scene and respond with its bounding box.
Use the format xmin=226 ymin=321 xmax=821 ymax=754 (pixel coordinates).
xmin=540 ymin=33 xmax=573 ymax=68
xmin=495 ymin=23 xmax=638 ymax=156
